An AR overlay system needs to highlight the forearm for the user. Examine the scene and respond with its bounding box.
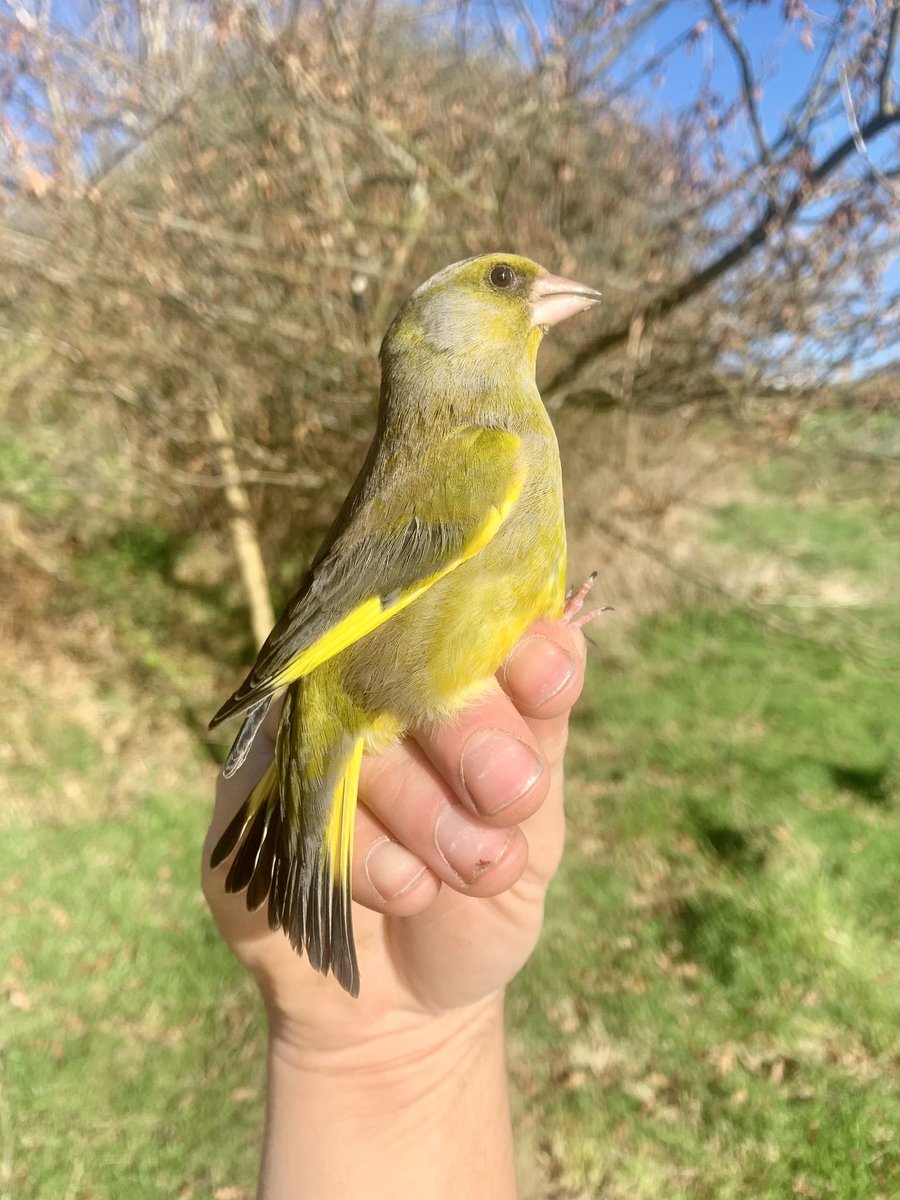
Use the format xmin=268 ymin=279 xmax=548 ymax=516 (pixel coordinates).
xmin=259 ymin=993 xmax=517 ymax=1200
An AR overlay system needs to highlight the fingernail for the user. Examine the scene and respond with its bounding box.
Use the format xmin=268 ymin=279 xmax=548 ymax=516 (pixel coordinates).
xmin=434 ymin=808 xmax=514 ymax=885
xmin=364 ymin=838 xmax=427 ymax=903
xmin=459 ymin=727 xmax=544 ymax=815
xmin=503 ymin=636 xmax=576 ymax=708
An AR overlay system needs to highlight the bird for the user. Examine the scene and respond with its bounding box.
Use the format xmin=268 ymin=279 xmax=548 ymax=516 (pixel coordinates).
xmin=208 ymin=252 xmax=602 ymax=997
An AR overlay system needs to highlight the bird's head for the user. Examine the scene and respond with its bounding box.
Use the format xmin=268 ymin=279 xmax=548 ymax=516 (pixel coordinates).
xmin=381 ymin=253 xmax=601 ymax=388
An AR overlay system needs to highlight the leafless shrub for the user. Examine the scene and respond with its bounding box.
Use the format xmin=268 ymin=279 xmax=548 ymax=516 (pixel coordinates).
xmin=1 ymin=1 xmax=897 ymax=634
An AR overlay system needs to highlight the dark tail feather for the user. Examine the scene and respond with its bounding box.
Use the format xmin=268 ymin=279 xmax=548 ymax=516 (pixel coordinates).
xmin=298 ymin=740 xmax=362 ymax=997
xmin=301 ymin=850 xmax=358 ymax=998
xmin=246 ymin=819 xmax=278 ymax=912
xmin=209 ymin=761 xmax=275 ymax=869
xmin=208 ymin=735 xmax=363 ymax=998
xmin=225 ymin=802 xmax=276 ymax=903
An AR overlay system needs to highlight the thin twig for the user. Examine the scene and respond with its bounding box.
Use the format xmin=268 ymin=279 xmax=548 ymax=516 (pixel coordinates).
xmin=708 ymin=0 xmax=771 ymax=168
xmin=839 ymin=65 xmax=900 ymax=200
xmin=879 ymin=0 xmax=899 ymax=115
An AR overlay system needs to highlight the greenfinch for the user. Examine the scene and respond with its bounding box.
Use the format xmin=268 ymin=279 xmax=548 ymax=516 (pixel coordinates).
xmin=209 ymin=253 xmax=601 ymax=996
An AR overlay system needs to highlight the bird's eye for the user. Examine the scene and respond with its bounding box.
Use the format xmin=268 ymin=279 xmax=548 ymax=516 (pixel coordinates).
xmin=489 ymin=263 xmax=517 ymax=290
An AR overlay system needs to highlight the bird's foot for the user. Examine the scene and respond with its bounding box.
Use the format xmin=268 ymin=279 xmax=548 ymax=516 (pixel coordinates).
xmin=564 ymin=571 xmax=613 ymax=630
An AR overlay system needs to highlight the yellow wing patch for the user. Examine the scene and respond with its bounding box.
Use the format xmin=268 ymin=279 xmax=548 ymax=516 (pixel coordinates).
xmin=273 ymin=474 xmax=523 ymax=688
xmin=274 ymin=595 xmax=385 ymax=686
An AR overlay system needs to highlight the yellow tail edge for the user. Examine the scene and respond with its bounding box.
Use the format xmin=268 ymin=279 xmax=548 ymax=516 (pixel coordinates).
xmin=311 ymin=736 xmax=364 ymax=996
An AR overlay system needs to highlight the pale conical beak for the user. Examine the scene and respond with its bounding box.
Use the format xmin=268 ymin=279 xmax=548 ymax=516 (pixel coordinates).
xmin=529 ymin=271 xmax=602 ymax=329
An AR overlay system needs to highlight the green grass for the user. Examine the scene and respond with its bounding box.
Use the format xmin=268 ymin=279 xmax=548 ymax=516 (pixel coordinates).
xmin=715 ymin=500 xmax=898 ymax=576
xmin=506 ymin=410 xmax=900 ymax=1198
xmin=2 ymin=408 xmax=899 ymax=1198
xmin=1 ymin=786 xmax=266 ymax=1199
xmin=510 ymin=604 xmax=899 ymax=1197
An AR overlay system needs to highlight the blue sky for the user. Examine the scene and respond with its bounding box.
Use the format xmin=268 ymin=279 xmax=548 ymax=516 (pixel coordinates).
xmin=623 ymin=1 xmax=827 ymax=137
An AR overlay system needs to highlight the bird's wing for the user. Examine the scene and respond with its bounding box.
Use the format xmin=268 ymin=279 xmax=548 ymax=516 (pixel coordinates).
xmin=210 ymin=426 xmax=524 ymax=728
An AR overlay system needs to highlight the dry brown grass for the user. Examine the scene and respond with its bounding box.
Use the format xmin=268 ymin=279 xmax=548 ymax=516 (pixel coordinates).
xmin=1 ymin=638 xmax=213 ymax=828
xmin=558 ymin=407 xmax=746 ymax=626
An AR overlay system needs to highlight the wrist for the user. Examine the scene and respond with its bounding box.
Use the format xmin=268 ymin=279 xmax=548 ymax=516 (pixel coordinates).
xmin=268 ymin=989 xmax=504 ymax=1078
xmin=259 ymin=992 xmax=516 ymax=1199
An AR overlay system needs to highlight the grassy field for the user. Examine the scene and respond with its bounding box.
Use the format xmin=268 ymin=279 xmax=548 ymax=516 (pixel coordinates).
xmin=1 ymin=410 xmax=898 ymax=1199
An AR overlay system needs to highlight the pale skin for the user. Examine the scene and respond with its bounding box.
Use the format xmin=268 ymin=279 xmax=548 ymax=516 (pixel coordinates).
xmin=202 ymin=616 xmax=588 ymax=1200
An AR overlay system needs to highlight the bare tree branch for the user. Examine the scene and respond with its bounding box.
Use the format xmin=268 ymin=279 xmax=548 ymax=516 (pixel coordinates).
xmin=880 ymin=0 xmax=900 ymax=115
xmin=707 ymin=0 xmax=771 ymax=168
xmin=544 ymin=105 xmax=900 ymax=400
xmin=839 ymin=65 xmax=900 ymax=200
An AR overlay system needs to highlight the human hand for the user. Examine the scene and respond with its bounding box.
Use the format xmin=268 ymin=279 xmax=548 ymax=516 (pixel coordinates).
xmin=202 ymin=617 xmax=586 ymax=1051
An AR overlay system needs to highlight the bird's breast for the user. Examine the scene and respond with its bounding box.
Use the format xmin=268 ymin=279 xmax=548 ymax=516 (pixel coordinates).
xmin=340 ymin=439 xmax=566 ymax=725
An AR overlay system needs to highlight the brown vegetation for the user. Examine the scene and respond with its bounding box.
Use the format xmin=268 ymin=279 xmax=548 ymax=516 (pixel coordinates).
xmin=1 ymin=1 xmax=897 ymax=636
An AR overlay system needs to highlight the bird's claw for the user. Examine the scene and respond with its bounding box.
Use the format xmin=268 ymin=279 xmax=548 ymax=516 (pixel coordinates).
xmin=564 ymin=571 xmax=612 ymax=630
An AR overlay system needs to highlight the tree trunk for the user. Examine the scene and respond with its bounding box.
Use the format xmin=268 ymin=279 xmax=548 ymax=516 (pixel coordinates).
xmin=205 ymin=388 xmax=275 ymax=649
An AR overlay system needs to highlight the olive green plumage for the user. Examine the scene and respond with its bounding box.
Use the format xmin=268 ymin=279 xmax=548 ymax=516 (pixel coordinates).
xmin=209 ymin=253 xmax=600 ymax=996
